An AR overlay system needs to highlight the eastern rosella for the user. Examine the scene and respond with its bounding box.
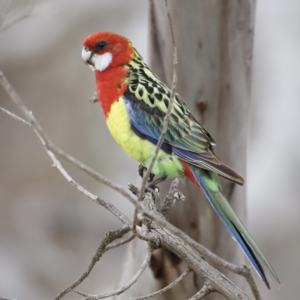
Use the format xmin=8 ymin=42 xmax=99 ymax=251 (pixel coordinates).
xmin=82 ymin=32 xmax=279 ymax=288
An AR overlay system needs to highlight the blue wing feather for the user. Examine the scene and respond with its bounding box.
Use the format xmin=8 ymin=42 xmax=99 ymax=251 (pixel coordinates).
xmin=123 ymin=93 xmax=244 ymax=185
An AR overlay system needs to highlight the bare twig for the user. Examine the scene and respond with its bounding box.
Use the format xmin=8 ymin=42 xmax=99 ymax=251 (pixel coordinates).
xmin=137 ymin=0 xmax=178 ymax=202
xmin=188 ymin=282 xmax=213 ymax=300
xmin=104 ymin=234 xmax=135 ymax=252
xmin=0 ymin=107 xmax=254 ymax=300
xmin=0 ymin=71 xmax=250 ymax=277
xmin=51 ymin=145 xmax=136 ymax=203
xmin=1 ymin=71 xmax=134 ymax=204
xmin=243 ymin=265 xmax=262 ymax=300
xmin=54 ymin=226 xmax=131 ymax=300
xmin=44 ymin=119 xmax=255 ymax=290
xmin=0 ymin=72 xmax=47 ymax=139
xmin=142 ymin=190 xmax=252 ymax=300
xmin=0 ymin=72 xmax=260 ymax=299
xmin=132 ymin=208 xmax=139 ymax=236
xmin=132 ymin=268 xmax=191 ymax=300
xmin=127 ymin=187 xmax=260 ymax=297
xmin=78 ymin=250 xmax=152 ymax=300
xmin=0 ymin=2 xmax=32 ymax=33
xmin=0 ymin=105 xmax=184 ymax=253
xmin=0 ymin=106 xmax=130 ymax=226
xmin=0 ymin=297 xmax=18 ymax=300
xmin=0 ymin=107 xmax=31 ymax=126
xmin=161 ymin=178 xmax=185 ymax=217
xmin=54 ymin=140 xmax=248 ymax=283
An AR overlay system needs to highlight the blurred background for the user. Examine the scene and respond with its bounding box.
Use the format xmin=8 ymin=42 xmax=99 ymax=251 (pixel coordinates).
xmin=0 ymin=0 xmax=299 ymax=299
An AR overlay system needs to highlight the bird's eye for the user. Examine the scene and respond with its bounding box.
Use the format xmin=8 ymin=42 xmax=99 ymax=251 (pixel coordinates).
xmin=95 ymin=40 xmax=107 ymax=51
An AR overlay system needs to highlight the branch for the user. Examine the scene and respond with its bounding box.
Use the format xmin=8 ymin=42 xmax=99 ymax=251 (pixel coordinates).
xmin=132 ymin=197 xmax=260 ymax=298
xmin=0 ymin=105 xmax=258 ymax=300
xmin=0 ymin=71 xmax=252 ymax=280
xmin=54 ymin=226 xmax=131 ymax=300
xmin=78 ymin=250 xmax=152 ymax=300
xmin=51 ymin=144 xmax=135 ymax=203
xmin=137 ymin=0 xmax=178 ymax=202
xmin=132 ymin=208 xmax=139 ymax=236
xmin=140 ymin=190 xmax=252 ymax=300
xmin=243 ymin=265 xmax=262 ymax=300
xmin=0 ymin=72 xmax=259 ymax=299
xmin=104 ymin=234 xmax=135 ymax=252
xmin=161 ymin=178 xmax=185 ymax=217
xmin=132 ymin=0 xmax=178 ymax=244
xmin=2 ymin=71 xmax=135 ymax=206
xmin=188 ymin=282 xmax=213 ymax=300
xmin=132 ymin=268 xmax=190 ymax=300
xmin=0 ymin=106 xmax=130 ymax=226
xmin=0 ymin=2 xmax=32 ymax=33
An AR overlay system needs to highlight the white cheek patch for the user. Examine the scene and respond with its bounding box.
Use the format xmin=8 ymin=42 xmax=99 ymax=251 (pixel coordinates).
xmin=91 ymin=52 xmax=113 ymax=72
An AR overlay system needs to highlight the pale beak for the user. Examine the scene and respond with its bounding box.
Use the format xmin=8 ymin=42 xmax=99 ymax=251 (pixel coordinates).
xmin=82 ymin=46 xmax=93 ymax=64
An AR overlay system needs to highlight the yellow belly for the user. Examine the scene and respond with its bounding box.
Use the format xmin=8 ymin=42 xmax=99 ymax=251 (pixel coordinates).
xmin=105 ymin=97 xmax=183 ymax=177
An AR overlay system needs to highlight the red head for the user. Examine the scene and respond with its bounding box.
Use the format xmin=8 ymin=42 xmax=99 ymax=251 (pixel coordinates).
xmin=82 ymin=32 xmax=134 ymax=117
xmin=82 ymin=32 xmax=134 ymax=72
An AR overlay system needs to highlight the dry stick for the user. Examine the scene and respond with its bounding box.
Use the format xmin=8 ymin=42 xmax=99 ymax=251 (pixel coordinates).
xmin=0 ymin=72 xmax=48 ymax=141
xmin=51 ymin=132 xmax=255 ymax=292
xmin=188 ymin=282 xmax=213 ymax=300
xmin=243 ymin=265 xmax=261 ymax=300
xmin=104 ymin=234 xmax=135 ymax=252
xmin=142 ymin=193 xmax=251 ymax=300
xmin=53 ymin=141 xmax=248 ymax=284
xmin=0 ymin=73 xmax=260 ymax=299
xmin=0 ymin=105 xmax=258 ymax=299
xmin=133 ymin=0 xmax=178 ymax=242
xmin=0 ymin=107 xmax=258 ymax=300
xmin=54 ymin=226 xmax=131 ymax=300
xmin=132 ymin=208 xmax=139 ymax=236
xmin=52 ymin=140 xmax=250 ymax=282
xmin=10 ymin=100 xmax=153 ymax=300
xmin=0 ymin=72 xmax=237 ymax=272
xmin=132 ymin=269 xmax=191 ymax=300
xmin=0 ymin=70 xmax=121 ymax=201
xmin=137 ymin=0 xmax=178 ymax=203
xmin=51 ymin=144 xmax=134 ymax=202
xmin=0 ymin=106 xmax=130 ymax=227
xmin=161 ymin=178 xmax=185 ymax=217
xmin=78 ymin=250 xmax=152 ymax=300
xmin=152 ymin=3 xmax=260 ymax=300
xmin=0 ymin=5 xmax=32 ymax=33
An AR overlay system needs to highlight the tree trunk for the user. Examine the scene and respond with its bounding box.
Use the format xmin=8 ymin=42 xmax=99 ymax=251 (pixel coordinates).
xmin=115 ymin=0 xmax=256 ymax=299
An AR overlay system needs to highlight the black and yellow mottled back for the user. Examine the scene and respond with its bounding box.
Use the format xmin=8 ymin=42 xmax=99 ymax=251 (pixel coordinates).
xmin=123 ymin=48 xmax=244 ymax=185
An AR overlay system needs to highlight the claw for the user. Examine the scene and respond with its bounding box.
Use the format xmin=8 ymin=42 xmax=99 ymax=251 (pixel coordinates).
xmin=138 ymin=164 xmax=146 ymax=178
xmin=138 ymin=164 xmax=155 ymax=182
xmin=145 ymin=184 xmax=160 ymax=194
xmin=145 ymin=176 xmax=167 ymax=193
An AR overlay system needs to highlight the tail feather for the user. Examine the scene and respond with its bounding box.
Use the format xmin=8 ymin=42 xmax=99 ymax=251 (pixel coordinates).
xmin=230 ymin=222 xmax=269 ymax=288
xmin=188 ymin=164 xmax=280 ymax=288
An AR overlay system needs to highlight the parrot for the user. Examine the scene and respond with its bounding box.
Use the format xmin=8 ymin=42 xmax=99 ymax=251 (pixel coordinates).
xmin=81 ymin=31 xmax=279 ymax=288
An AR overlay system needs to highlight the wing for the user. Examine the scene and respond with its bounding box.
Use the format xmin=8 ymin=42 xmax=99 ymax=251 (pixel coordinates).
xmin=124 ymin=68 xmax=244 ymax=185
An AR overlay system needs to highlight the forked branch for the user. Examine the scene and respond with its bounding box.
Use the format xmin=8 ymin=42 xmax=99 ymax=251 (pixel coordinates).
xmin=54 ymin=226 xmax=131 ymax=300
xmin=0 ymin=71 xmax=260 ymax=300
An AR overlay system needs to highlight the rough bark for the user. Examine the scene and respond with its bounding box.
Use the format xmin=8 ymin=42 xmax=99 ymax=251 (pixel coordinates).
xmin=115 ymin=0 xmax=256 ymax=299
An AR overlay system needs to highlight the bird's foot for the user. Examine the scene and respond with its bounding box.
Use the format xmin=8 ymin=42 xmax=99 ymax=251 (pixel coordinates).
xmin=138 ymin=164 xmax=146 ymax=178
xmin=145 ymin=185 xmax=159 ymax=194
xmin=138 ymin=164 xmax=155 ymax=182
xmin=145 ymin=176 xmax=167 ymax=193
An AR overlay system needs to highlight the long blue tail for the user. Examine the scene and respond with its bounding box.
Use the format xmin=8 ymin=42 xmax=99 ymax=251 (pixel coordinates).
xmin=189 ymin=165 xmax=280 ymax=288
